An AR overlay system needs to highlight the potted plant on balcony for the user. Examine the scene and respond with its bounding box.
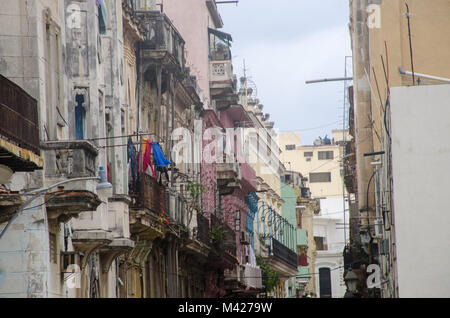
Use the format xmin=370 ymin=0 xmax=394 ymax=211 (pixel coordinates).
xmin=210 ymin=224 xmax=227 ymax=251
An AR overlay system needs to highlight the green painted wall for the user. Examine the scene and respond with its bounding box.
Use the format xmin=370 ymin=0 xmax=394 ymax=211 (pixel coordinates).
xmin=281 ymin=182 xmax=297 ymax=250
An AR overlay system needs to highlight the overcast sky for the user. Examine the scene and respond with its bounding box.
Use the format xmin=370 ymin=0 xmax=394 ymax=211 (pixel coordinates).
xmin=218 ymin=0 xmax=352 ymax=145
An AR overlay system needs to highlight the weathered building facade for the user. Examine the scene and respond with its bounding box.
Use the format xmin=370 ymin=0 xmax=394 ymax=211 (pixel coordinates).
xmin=347 ymin=0 xmax=450 ymax=297
xmin=0 ymin=0 xmax=308 ymax=299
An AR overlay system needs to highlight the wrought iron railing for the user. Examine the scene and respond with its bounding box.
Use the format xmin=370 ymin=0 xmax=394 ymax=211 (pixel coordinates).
xmin=271 ymin=238 xmax=298 ymax=269
xmin=131 ymin=173 xmax=166 ymax=216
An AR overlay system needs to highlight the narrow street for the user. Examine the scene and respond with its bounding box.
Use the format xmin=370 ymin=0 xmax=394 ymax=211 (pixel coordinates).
xmin=0 ymin=0 xmax=449 ymax=307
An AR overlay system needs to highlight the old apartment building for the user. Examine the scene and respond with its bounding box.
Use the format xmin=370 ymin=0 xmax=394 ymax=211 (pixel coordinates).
xmin=0 ymin=0 xmax=302 ymax=298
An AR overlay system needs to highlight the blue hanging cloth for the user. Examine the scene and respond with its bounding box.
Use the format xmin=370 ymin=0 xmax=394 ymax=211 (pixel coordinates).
xmin=152 ymin=142 xmax=171 ymax=167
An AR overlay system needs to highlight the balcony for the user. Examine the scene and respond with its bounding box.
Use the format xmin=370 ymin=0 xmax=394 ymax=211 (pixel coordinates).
xmin=270 ymin=238 xmax=298 ymax=271
xmin=0 ymin=74 xmax=43 ymax=174
xmin=224 ymin=264 xmax=246 ymax=293
xmin=122 ymin=0 xmax=147 ymax=42
xmin=209 ymin=28 xmax=237 ymax=107
xmin=210 ymin=214 xmax=237 ymax=262
xmin=129 ymin=173 xmax=166 ymax=239
xmin=209 ymin=60 xmax=237 ymax=106
xmin=216 ymin=162 xmax=241 ymax=195
xmin=40 ymin=140 xmax=101 ymax=222
xmin=138 ymin=11 xmax=185 ymax=73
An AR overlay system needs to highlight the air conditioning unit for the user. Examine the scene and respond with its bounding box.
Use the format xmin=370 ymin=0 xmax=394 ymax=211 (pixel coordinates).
xmin=240 ymin=231 xmax=250 ymax=245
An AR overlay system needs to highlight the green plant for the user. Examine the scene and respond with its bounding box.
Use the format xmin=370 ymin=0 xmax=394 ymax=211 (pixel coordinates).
xmin=257 ymin=257 xmax=279 ymax=293
xmin=210 ymin=225 xmax=227 ymax=245
xmin=185 ymin=182 xmax=205 ymax=226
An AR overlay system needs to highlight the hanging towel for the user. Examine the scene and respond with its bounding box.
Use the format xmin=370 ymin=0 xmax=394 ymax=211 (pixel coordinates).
xmin=152 ymin=142 xmax=171 ymax=167
xmin=127 ymin=137 xmax=138 ymax=181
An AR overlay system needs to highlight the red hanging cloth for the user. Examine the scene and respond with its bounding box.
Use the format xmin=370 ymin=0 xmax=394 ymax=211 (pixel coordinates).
xmin=138 ymin=138 xmax=156 ymax=178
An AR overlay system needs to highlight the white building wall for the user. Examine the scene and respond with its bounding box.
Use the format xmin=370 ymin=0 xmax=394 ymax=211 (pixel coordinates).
xmin=314 ymin=198 xmax=347 ymax=298
xmin=390 ymin=84 xmax=450 ymax=298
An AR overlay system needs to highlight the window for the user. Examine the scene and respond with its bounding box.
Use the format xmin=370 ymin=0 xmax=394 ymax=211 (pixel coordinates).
xmin=314 ymin=236 xmax=328 ymax=251
xmin=318 ymin=151 xmax=334 ymax=160
xmin=304 ymin=151 xmax=313 ymax=157
xmin=98 ymin=0 xmax=107 ymax=34
xmin=309 ymin=172 xmax=331 ymax=183
xmin=75 ymin=94 xmax=86 ymax=140
xmin=285 ymin=144 xmax=296 ymax=151
xmin=306 ymin=157 xmax=311 ymax=162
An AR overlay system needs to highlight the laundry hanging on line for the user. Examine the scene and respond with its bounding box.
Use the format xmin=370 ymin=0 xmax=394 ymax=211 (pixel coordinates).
xmin=127 ymin=137 xmax=171 ymax=182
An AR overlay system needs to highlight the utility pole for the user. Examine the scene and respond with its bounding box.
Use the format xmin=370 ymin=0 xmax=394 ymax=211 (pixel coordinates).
xmin=305 ymin=56 xmax=353 ymax=246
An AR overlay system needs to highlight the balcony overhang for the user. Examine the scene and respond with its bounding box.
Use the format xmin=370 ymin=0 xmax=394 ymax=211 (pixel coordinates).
xmin=207 ymin=249 xmax=238 ymax=271
xmin=71 ymin=230 xmax=114 ymax=269
xmin=0 ymin=193 xmax=24 ymax=224
xmin=99 ymin=238 xmax=135 ymax=273
xmin=45 ymin=190 xmax=102 ymax=223
xmin=129 ymin=208 xmax=165 ymax=240
xmin=179 ymin=237 xmax=211 ymax=263
xmin=0 ymin=137 xmax=43 ymax=172
xmin=216 ymin=162 xmax=241 ymax=195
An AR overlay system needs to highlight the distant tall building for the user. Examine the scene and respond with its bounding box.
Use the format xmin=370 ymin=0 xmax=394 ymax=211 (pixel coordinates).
xmin=279 ymin=130 xmax=350 ymax=298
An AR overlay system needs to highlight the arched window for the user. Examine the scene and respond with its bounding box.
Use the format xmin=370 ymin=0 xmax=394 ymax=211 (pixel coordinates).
xmin=75 ymin=94 xmax=86 ymax=140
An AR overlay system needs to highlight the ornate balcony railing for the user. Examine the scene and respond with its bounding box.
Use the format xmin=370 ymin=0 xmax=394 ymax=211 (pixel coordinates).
xmin=42 ymin=140 xmax=97 ymax=179
xmin=138 ymin=11 xmax=185 ymax=70
xmin=271 ymin=238 xmax=298 ymax=269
